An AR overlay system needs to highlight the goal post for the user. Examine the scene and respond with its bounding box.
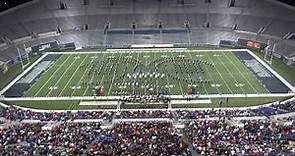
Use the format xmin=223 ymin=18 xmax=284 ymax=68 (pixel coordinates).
xmin=16 ymin=44 xmax=31 ymax=70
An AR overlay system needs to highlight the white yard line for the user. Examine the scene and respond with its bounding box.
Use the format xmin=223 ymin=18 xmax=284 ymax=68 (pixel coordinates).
xmin=153 ymin=52 xmax=160 ymax=95
xmin=144 ymin=52 xmax=148 ymax=95
xmin=94 ymin=53 xmax=109 ymax=95
xmin=46 ymin=55 xmax=79 ymax=97
xmin=223 ymin=52 xmax=259 ymax=94
xmin=107 ymin=52 xmax=122 ymax=96
xmin=157 ymin=51 xmax=172 ymax=95
xmin=71 ymin=54 xmax=98 ymax=96
xmin=132 ymin=53 xmax=140 ymax=94
xmin=82 ymin=53 xmax=107 ymax=96
xmin=186 ymin=50 xmax=209 ymax=94
xmin=205 ymin=53 xmax=234 ymax=94
xmin=118 ymin=51 xmax=132 ymax=95
xmin=165 ymin=75 xmax=172 ymax=95
xmin=169 ymin=50 xmax=184 ymax=95
xmin=34 ymin=55 xmax=71 ymax=96
xmin=216 ymin=53 xmax=245 ymax=94
xmin=195 ymin=51 xmax=222 ymax=94
xmin=58 ymin=55 xmax=88 ymax=97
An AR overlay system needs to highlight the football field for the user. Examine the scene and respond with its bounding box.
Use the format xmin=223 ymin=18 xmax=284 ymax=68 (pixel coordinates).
xmin=1 ymin=48 xmax=294 ymax=110
xmin=23 ymin=49 xmax=268 ymax=97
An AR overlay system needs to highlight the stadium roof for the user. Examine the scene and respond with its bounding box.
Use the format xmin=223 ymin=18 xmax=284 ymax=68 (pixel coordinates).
xmin=0 ymin=0 xmax=294 ymax=60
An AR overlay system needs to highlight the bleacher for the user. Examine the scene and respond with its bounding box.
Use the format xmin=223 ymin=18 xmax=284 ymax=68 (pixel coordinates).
xmin=0 ymin=0 xmax=294 ymax=62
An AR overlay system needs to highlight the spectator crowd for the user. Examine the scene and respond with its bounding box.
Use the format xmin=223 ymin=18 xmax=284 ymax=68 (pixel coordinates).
xmin=0 ymin=122 xmax=191 ymax=156
xmin=184 ymin=119 xmax=294 ymax=155
xmin=0 ymin=103 xmax=294 ymax=155
xmin=0 ymin=106 xmax=265 ymax=121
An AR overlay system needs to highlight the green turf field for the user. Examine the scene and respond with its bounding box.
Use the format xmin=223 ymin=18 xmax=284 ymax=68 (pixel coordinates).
xmin=0 ymin=55 xmax=40 ymax=90
xmin=23 ymin=50 xmax=268 ymax=98
xmin=253 ymin=51 xmax=295 ymax=86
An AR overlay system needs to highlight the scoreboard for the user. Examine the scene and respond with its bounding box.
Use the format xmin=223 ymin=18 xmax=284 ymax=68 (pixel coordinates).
xmin=246 ymin=40 xmax=262 ymax=49
xmin=237 ymin=38 xmax=267 ymax=50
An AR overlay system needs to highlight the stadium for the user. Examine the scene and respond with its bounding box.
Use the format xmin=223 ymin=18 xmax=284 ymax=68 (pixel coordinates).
xmin=0 ymin=0 xmax=294 ymax=155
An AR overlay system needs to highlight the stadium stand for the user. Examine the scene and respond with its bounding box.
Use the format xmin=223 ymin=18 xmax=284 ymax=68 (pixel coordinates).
xmin=0 ymin=0 xmax=295 ymax=63
xmin=0 ymin=105 xmax=294 ymax=155
xmin=0 ymin=0 xmax=294 ymax=155
xmin=184 ymin=119 xmax=294 ymax=155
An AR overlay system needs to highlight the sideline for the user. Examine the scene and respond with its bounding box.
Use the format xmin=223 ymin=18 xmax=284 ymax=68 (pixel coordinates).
xmin=0 ymin=97 xmax=290 ymax=113
xmin=2 ymin=93 xmax=294 ymax=101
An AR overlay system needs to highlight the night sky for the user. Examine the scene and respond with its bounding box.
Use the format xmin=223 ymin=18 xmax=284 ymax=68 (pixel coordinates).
xmin=0 ymin=0 xmax=32 ymax=12
xmin=278 ymin=0 xmax=295 ymax=6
